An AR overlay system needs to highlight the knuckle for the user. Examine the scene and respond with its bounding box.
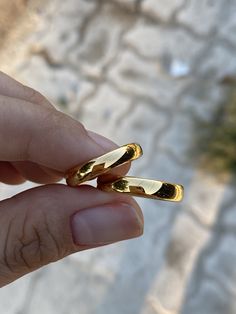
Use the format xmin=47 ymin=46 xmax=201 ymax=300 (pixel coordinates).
xmin=23 ymin=85 xmax=53 ymax=109
xmin=1 ymin=212 xmax=63 ymax=273
xmin=50 ymin=110 xmax=87 ymax=136
xmin=23 ymin=86 xmax=42 ymax=103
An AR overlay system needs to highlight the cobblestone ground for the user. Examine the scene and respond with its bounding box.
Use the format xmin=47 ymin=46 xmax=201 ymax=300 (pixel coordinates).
xmin=0 ymin=0 xmax=236 ymax=313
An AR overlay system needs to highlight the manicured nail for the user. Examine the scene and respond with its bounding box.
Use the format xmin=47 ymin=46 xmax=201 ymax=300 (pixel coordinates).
xmin=71 ymin=203 xmax=143 ymax=246
xmin=87 ymin=130 xmax=117 ymax=151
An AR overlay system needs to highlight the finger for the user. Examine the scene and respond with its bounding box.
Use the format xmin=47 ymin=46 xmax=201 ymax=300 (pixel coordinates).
xmin=0 ymin=70 xmax=130 ymax=180
xmin=0 ymin=184 xmax=143 ymax=287
xmin=11 ymin=161 xmax=62 ymax=184
xmin=12 ymin=134 xmax=130 ymax=184
xmin=11 ymin=133 xmax=131 ymax=183
xmin=38 ymin=165 xmax=63 ymax=178
xmin=0 ymin=71 xmax=54 ymax=109
xmin=0 ymin=161 xmax=26 ymax=185
xmin=0 ymin=72 xmax=130 ymax=180
xmin=0 ymin=96 xmax=130 ymax=179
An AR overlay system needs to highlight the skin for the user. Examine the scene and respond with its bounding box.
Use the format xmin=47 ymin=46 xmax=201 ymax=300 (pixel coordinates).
xmin=0 ymin=71 xmax=144 ymax=288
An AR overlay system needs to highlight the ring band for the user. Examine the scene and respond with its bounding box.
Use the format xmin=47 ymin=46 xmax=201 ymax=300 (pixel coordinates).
xmin=66 ymin=143 xmax=143 ymax=186
xmin=97 ymin=176 xmax=184 ymax=202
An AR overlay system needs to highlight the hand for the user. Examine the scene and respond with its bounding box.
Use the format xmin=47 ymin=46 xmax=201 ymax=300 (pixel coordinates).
xmin=0 ymin=71 xmax=143 ymax=287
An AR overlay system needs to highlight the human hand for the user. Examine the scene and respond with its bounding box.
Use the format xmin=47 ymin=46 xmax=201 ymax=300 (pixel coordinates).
xmin=0 ymin=71 xmax=143 ymax=287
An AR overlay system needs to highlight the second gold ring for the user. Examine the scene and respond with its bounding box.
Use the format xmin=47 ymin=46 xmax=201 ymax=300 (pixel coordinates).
xmin=97 ymin=176 xmax=184 ymax=202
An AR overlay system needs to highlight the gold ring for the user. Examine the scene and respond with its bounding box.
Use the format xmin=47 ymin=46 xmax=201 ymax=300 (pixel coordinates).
xmin=66 ymin=143 xmax=143 ymax=186
xmin=97 ymin=176 xmax=184 ymax=202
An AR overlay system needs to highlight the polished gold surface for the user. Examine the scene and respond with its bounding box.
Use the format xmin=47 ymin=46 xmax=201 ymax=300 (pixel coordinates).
xmin=66 ymin=143 xmax=143 ymax=186
xmin=97 ymin=176 xmax=184 ymax=202
xmin=65 ymin=142 xmax=184 ymax=202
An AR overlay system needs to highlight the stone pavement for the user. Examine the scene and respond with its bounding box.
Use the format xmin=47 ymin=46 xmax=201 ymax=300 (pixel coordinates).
xmin=0 ymin=0 xmax=236 ymax=313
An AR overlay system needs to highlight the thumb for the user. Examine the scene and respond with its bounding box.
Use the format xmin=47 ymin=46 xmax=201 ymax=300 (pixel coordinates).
xmin=0 ymin=184 xmax=143 ymax=287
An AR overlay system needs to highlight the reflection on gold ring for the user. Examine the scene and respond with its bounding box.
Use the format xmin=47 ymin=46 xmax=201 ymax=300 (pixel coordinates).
xmin=97 ymin=176 xmax=184 ymax=202
xmin=66 ymin=143 xmax=143 ymax=186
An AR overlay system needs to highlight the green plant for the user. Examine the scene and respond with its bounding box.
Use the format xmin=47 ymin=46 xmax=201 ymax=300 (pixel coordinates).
xmin=196 ymin=88 xmax=236 ymax=175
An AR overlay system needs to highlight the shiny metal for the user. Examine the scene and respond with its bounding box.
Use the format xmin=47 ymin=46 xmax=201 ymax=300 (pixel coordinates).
xmin=97 ymin=176 xmax=184 ymax=202
xmin=66 ymin=143 xmax=143 ymax=186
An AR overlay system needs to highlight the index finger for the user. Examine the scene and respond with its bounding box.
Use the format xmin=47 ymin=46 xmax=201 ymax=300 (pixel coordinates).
xmin=0 ymin=95 xmax=130 ymax=177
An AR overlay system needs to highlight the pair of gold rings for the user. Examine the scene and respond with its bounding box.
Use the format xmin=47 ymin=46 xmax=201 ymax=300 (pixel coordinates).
xmin=65 ymin=143 xmax=184 ymax=202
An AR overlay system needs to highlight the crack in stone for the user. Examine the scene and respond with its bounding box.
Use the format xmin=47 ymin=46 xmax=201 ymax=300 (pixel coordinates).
xmin=73 ymin=83 xmax=100 ymax=120
xmin=136 ymin=8 xmax=216 ymax=41
xmin=205 ymin=271 xmax=236 ymax=298
xmin=77 ymin=0 xmax=102 ymax=44
xmin=171 ymin=0 xmax=189 ymax=21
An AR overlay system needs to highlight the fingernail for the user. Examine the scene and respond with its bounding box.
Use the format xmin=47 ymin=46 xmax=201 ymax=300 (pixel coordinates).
xmin=71 ymin=203 xmax=143 ymax=246
xmin=87 ymin=130 xmax=118 ymax=151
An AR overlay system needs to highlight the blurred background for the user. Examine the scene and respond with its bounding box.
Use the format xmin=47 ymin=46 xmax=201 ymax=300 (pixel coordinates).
xmin=0 ymin=0 xmax=236 ymax=313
